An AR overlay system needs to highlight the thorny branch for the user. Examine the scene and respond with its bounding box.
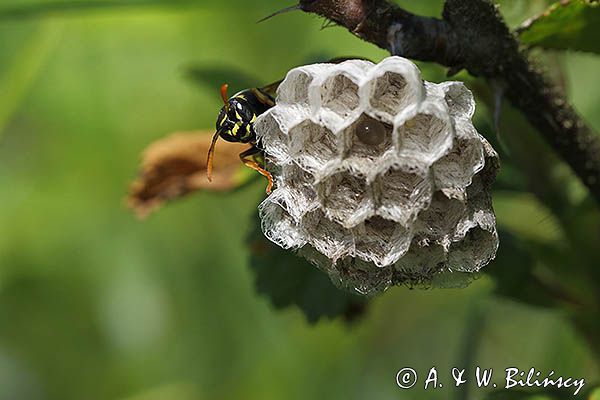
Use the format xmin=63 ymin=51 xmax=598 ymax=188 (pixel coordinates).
xmin=298 ymin=0 xmax=600 ymax=203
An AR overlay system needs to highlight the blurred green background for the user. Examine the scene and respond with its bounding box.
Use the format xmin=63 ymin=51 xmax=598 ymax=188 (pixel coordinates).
xmin=0 ymin=0 xmax=599 ymax=399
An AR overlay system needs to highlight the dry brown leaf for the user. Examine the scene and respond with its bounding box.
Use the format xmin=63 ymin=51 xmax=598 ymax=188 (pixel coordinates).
xmin=127 ymin=130 xmax=251 ymax=218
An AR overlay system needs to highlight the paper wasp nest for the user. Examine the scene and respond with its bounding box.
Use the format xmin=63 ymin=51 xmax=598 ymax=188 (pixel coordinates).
xmin=255 ymin=56 xmax=499 ymax=295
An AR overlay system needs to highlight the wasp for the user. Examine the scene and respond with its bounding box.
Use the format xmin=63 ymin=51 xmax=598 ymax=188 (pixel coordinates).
xmin=206 ymin=5 xmax=320 ymax=191
xmin=206 ymin=80 xmax=281 ymax=194
xmin=206 ymin=58 xmax=366 ymax=193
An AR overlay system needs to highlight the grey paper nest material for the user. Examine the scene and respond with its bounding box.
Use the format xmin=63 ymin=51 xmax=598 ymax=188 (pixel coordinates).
xmin=255 ymin=56 xmax=499 ymax=295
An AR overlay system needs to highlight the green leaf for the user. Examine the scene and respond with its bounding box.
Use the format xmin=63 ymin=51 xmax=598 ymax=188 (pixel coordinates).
xmin=518 ymin=0 xmax=600 ymax=53
xmin=487 ymin=230 xmax=559 ymax=308
xmin=247 ymin=215 xmax=366 ymax=323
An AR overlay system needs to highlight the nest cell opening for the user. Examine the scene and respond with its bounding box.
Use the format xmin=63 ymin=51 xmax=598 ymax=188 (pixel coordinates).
xmin=354 ymin=216 xmax=411 ymax=267
xmin=279 ymin=163 xmax=318 ymax=219
xmin=376 ymin=167 xmax=432 ymax=226
xmin=258 ymin=199 xmax=306 ymax=250
xmin=278 ymin=69 xmax=312 ymax=106
xmin=442 ymin=82 xmax=475 ymax=119
xmin=343 ymin=114 xmax=393 ymax=161
xmin=432 ymin=138 xmax=484 ymax=189
xmin=369 ymin=71 xmax=413 ymax=118
xmin=302 ymin=209 xmax=355 ymax=261
xmin=447 ymin=226 xmax=497 ymax=272
xmin=320 ymin=74 xmax=360 ymax=118
xmin=283 ymin=163 xmax=317 ymax=197
xmin=397 ymin=111 xmax=452 ymax=163
xmin=317 ymin=172 xmax=373 ymax=228
xmin=415 ymin=191 xmax=467 ymax=239
xmin=288 ymin=119 xmax=339 ymax=171
xmin=255 ymin=111 xmax=290 ymax=164
xmin=393 ymin=239 xmax=447 ymax=284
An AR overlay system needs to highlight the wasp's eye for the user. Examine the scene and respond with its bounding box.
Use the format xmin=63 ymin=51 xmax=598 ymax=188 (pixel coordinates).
xmin=216 ymin=109 xmax=228 ymax=128
xmin=239 ymin=107 xmax=254 ymax=123
xmin=219 ymin=121 xmax=234 ymax=135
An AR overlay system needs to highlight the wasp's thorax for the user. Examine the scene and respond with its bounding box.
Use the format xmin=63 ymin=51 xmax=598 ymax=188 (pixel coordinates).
xmin=216 ymin=89 xmax=272 ymax=144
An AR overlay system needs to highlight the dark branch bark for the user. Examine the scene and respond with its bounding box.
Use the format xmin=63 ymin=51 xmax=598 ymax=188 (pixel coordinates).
xmin=299 ymin=0 xmax=600 ymax=203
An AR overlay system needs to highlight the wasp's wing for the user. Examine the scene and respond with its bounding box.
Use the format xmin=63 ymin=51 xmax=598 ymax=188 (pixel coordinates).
xmin=259 ymin=79 xmax=283 ymax=97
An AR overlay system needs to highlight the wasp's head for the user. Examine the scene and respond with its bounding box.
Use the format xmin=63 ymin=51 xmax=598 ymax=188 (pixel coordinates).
xmin=206 ymin=84 xmax=257 ymax=183
xmin=215 ymin=95 xmax=255 ymax=144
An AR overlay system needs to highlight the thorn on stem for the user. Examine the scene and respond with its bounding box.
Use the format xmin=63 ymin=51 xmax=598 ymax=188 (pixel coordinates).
xmin=257 ymin=4 xmax=302 ymax=23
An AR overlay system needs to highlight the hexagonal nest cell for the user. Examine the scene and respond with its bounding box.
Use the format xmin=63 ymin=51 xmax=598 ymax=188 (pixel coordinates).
xmin=441 ymin=82 xmax=475 ymax=119
xmin=415 ymin=191 xmax=467 ymax=240
xmin=281 ymin=163 xmax=317 ymax=203
xmin=258 ymin=199 xmax=306 ymax=250
xmin=393 ymin=240 xmax=447 ymax=285
xmin=254 ymin=111 xmax=290 ymax=164
xmin=396 ymin=108 xmax=453 ymax=164
xmin=369 ymin=71 xmax=413 ymax=118
xmin=432 ymin=137 xmax=484 ymax=189
xmin=254 ymin=56 xmax=500 ymax=294
xmin=302 ymin=209 xmax=355 ymax=262
xmin=353 ymin=216 xmax=412 ymax=267
xmin=447 ymin=226 xmax=498 ymax=272
xmin=317 ymin=171 xmax=374 ymax=229
xmin=376 ymin=167 xmax=432 ymax=227
xmin=277 ymin=69 xmax=313 ymax=106
xmin=269 ymin=184 xmax=316 ymax=225
xmin=288 ymin=119 xmax=340 ymax=171
xmin=320 ymin=73 xmax=360 ymax=118
xmin=343 ymin=113 xmax=394 ymax=162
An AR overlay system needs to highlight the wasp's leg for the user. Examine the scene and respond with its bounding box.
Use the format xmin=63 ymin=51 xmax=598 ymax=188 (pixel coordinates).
xmin=250 ymin=88 xmax=276 ymax=107
xmin=240 ymin=146 xmax=273 ymax=194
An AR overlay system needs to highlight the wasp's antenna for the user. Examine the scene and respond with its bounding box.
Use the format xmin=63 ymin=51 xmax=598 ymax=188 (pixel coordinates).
xmin=208 ymin=84 xmax=230 ymax=182
xmin=257 ymin=4 xmax=302 ymax=23
xmin=206 ymin=129 xmax=222 ymax=182
xmin=220 ymin=83 xmax=230 ymax=112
